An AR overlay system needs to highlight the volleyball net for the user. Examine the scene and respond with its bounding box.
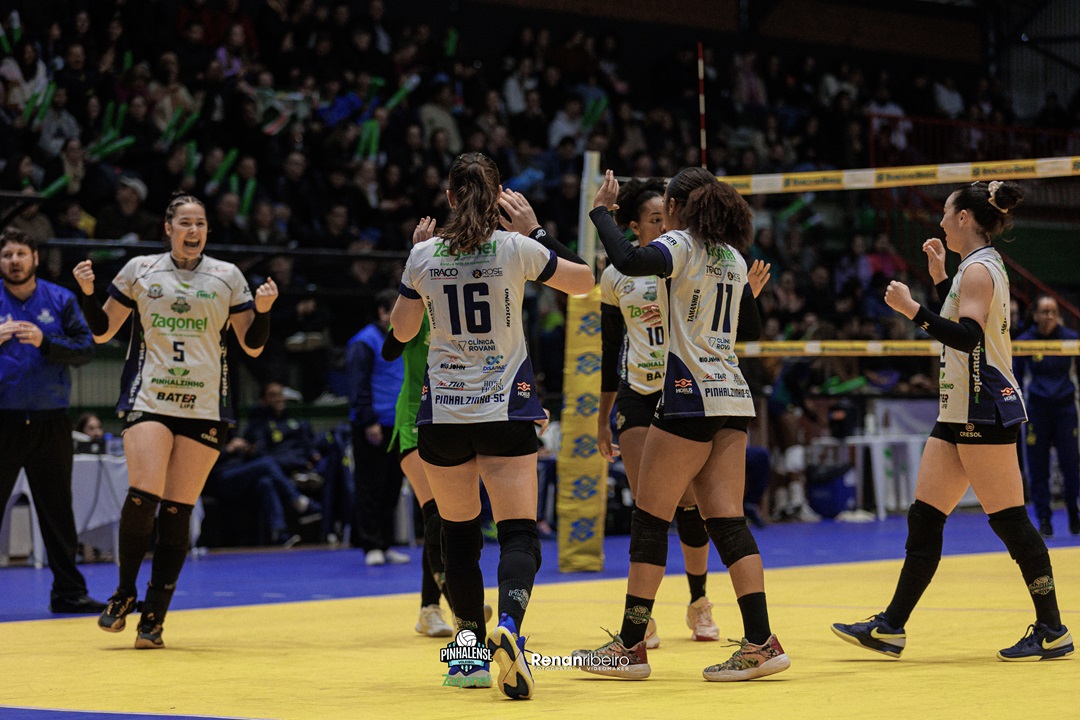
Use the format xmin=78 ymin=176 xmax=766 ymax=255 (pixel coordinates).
xmin=556 ymin=152 xmax=1080 ymax=571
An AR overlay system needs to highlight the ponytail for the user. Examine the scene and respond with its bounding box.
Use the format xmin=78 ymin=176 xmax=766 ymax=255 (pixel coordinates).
xmin=440 ymin=153 xmax=501 ymax=255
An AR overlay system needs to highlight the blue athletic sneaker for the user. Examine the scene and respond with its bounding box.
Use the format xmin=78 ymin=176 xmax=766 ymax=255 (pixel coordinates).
xmin=831 ymin=613 xmax=906 ymax=659
xmin=487 ymin=613 xmax=534 ymax=700
xmin=997 ymin=623 xmax=1074 ymax=662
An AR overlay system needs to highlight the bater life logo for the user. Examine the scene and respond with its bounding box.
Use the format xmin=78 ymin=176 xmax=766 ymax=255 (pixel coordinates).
xmin=440 ymin=629 xmax=492 ymax=687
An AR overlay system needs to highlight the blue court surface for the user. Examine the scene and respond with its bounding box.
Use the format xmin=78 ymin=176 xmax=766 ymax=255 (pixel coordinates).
xmin=1 ymin=508 xmax=1077 ymax=720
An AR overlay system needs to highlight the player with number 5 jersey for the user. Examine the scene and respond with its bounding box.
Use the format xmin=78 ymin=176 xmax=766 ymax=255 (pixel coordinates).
xmin=73 ymin=193 xmax=278 ymax=651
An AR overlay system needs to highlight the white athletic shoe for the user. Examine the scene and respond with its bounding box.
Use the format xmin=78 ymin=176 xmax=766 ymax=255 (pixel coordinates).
xmin=416 ymin=604 xmax=454 ymax=637
xmin=644 ymin=617 xmax=660 ymax=649
xmin=365 ymin=549 xmax=386 ymax=566
xmin=686 ymin=597 xmax=720 ymax=641
xmin=385 ymin=549 xmax=411 ymax=564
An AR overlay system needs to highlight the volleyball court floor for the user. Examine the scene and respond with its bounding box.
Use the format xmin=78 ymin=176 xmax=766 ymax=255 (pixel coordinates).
xmin=1 ymin=509 xmax=1077 ymax=720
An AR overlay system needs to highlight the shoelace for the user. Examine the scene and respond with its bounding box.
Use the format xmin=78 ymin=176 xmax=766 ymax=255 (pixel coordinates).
xmin=1014 ymin=624 xmax=1038 ymax=645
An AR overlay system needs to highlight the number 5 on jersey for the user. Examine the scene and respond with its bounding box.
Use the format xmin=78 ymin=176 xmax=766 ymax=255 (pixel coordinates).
xmin=173 ymin=340 xmax=185 ymax=362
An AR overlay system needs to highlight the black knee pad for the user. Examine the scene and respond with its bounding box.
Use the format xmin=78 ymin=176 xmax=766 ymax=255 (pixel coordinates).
xmin=989 ymin=505 xmax=1047 ymax=564
xmin=675 ymin=505 xmax=709 ymax=548
xmin=629 ymin=508 xmax=671 ymax=567
xmin=157 ymin=501 xmax=193 ymax=550
xmin=705 ymin=517 xmax=759 ymax=568
xmin=442 ymin=516 xmax=483 ymax=568
xmin=496 ymin=519 xmax=542 ymax=568
xmin=905 ymin=500 xmax=947 ymax=562
xmin=120 ymin=488 xmax=160 ymax=534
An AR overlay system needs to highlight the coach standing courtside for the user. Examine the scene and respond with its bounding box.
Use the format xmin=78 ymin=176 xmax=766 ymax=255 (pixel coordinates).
xmin=0 ymin=227 xmax=106 ymax=613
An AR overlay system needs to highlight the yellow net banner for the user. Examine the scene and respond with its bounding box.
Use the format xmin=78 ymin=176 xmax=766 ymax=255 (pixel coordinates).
xmin=718 ymin=155 xmax=1080 ymax=195
xmin=734 ymin=339 xmax=1080 ymax=357
xmin=556 ymin=286 xmax=607 ymax=572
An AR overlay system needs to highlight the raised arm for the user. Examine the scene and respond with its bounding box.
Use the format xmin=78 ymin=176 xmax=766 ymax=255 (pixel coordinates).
xmin=72 ymin=259 xmax=132 ymax=343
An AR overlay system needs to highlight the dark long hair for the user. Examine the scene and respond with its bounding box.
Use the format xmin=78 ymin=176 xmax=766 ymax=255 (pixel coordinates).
xmin=439 ymin=153 xmax=500 ymax=255
xmin=951 ymin=181 xmax=1023 ymax=239
xmin=666 ymin=166 xmax=752 ymax=254
xmin=615 ymin=177 xmax=665 ymax=228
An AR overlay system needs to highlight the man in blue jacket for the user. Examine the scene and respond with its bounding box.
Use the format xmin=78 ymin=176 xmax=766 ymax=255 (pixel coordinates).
xmin=0 ymin=228 xmax=106 ymax=612
xmin=1015 ymin=295 xmax=1080 ymax=537
xmin=347 ymin=288 xmax=406 ymax=566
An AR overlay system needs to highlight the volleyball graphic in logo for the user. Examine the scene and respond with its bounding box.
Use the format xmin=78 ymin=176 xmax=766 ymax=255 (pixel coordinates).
xmin=455 ymin=629 xmax=477 ymax=647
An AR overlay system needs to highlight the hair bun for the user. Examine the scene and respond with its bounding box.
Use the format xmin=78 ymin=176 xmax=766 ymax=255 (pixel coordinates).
xmin=990 ymin=180 xmax=1024 ymax=213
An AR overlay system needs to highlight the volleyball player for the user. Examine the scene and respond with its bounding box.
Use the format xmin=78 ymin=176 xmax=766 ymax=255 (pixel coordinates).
xmin=382 ymin=216 xmax=493 ymax=638
xmin=599 ymin=178 xmax=770 ymax=645
xmin=575 ymin=168 xmax=789 ymax=682
xmin=390 ymin=154 xmax=594 ymax=699
xmin=73 ymin=193 xmax=278 ymax=649
xmin=832 ymin=181 xmax=1073 ymax=661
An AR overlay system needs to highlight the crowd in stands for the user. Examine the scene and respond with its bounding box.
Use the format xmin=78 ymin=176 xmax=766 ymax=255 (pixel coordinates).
xmin=3 ymin=1 xmax=1078 ymax=533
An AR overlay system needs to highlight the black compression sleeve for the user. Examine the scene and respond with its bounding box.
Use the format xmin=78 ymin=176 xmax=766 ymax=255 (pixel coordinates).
xmin=244 ymin=310 xmax=270 ymax=348
xmin=913 ymin=306 xmax=982 ymax=353
xmin=737 ymin=284 xmax=762 ymax=341
xmin=77 ymin=291 xmax=109 ymax=336
xmin=935 ymin=278 xmax=952 ymax=310
xmin=528 ymin=226 xmax=586 ymax=265
xmin=589 ymin=207 xmax=668 ymax=277
xmin=382 ymin=330 xmax=407 ymax=361
xmin=601 ymin=303 xmax=625 ymax=393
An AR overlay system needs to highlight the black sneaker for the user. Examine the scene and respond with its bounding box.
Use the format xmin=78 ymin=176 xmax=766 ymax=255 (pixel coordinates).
xmin=1039 ymin=519 xmax=1054 ymax=538
xmin=831 ymin=612 xmax=906 ymax=658
xmin=97 ymin=591 xmax=138 ymax=631
xmin=50 ymin=594 xmax=108 ymax=614
xmin=1069 ymin=512 xmax=1080 ymax=536
xmin=997 ymin=622 xmax=1074 ymax=661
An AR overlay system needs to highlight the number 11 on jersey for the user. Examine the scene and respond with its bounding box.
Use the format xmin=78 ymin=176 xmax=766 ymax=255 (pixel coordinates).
xmin=710 ymin=283 xmax=734 ymax=333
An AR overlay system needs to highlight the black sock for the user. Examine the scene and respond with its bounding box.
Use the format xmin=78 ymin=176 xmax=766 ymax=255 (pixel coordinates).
xmin=619 ymin=594 xmax=655 ymax=647
xmin=420 ymin=543 xmax=441 ymax=607
xmin=496 ymin=519 xmax=541 ymax=634
xmin=420 ymin=500 xmax=448 ymax=604
xmin=686 ymin=572 xmax=707 ymax=604
xmin=884 ymin=500 xmax=947 ymax=629
xmin=988 ymin=506 xmax=1062 ymax=629
xmin=117 ymin=488 xmax=159 ymax=596
xmin=442 ymin=517 xmax=486 ymax=635
xmin=147 ymin=500 xmax=192 ymax=625
xmin=737 ymin=592 xmax=771 ymax=645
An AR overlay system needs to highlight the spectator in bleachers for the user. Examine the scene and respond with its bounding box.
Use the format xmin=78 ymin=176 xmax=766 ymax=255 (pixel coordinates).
xmin=94 ymin=175 xmax=159 ymax=242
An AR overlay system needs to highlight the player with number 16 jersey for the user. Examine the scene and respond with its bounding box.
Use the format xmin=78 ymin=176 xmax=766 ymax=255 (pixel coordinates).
xmin=399 ymin=229 xmax=556 ymax=426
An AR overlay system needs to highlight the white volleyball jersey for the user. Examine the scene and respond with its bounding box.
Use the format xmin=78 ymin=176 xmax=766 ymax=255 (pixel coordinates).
xmin=109 ymin=253 xmax=253 ymax=422
xmin=937 ymin=246 xmax=1026 ymax=426
xmin=650 ymin=230 xmax=754 ymax=418
xmin=400 ymin=230 xmax=556 ymax=425
xmin=600 ymin=265 xmax=667 ymax=394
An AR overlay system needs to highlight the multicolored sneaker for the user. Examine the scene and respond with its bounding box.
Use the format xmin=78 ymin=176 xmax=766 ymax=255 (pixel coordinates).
xmin=97 ymin=591 xmax=138 ymax=633
xmin=686 ymin=597 xmax=720 ymax=641
xmin=831 ymin=613 xmax=906 ymax=659
xmin=417 ymin=604 xmax=454 ymax=638
xmin=134 ymin=617 xmax=164 ymax=650
xmin=572 ymin=629 xmax=651 ymax=679
xmin=644 ymin=617 xmax=660 ymax=650
xmin=703 ymin=635 xmax=790 ymax=681
xmin=487 ymin=614 xmax=534 ymax=700
xmin=997 ymin=623 xmax=1074 ymax=662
